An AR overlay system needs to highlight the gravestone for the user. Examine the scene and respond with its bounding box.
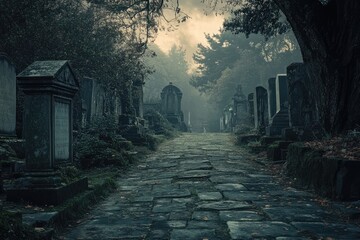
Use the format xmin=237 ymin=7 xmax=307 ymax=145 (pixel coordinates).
xmin=7 ymin=60 xmax=88 ymax=205
xmin=160 ymin=82 xmax=187 ymax=131
xmin=254 ymin=86 xmax=269 ymax=132
xmin=233 ymin=85 xmax=250 ymax=126
xmin=267 ymin=77 xmax=276 ymax=121
xmin=287 ymin=63 xmax=318 ymax=127
xmin=0 ymin=54 xmax=16 ymax=136
xmin=266 ymin=74 xmax=290 ymax=136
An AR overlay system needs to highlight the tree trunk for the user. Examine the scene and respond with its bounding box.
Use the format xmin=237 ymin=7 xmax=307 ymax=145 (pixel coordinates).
xmin=275 ymin=0 xmax=360 ymax=134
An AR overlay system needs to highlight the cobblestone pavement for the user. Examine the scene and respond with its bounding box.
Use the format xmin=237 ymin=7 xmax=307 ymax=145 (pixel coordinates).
xmin=62 ymin=133 xmax=360 ymax=239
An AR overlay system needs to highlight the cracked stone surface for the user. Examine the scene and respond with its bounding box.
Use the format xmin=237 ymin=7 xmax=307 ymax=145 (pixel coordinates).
xmin=60 ymin=133 xmax=360 ymax=239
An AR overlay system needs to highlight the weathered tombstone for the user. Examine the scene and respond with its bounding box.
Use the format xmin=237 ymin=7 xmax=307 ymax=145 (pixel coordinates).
xmin=287 ymin=63 xmax=318 ymax=127
xmin=266 ymin=74 xmax=290 ymax=136
xmin=0 ymin=54 xmax=16 ymax=136
xmin=7 ymin=60 xmax=87 ymax=205
xmin=233 ymin=85 xmax=249 ymax=126
xmin=160 ymin=82 xmax=187 ymax=131
xmin=267 ymin=77 xmax=276 ymax=121
xmin=254 ymin=86 xmax=269 ymax=132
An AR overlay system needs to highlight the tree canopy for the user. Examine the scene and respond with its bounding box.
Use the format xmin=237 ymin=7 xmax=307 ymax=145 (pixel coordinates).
xmin=191 ymin=30 xmax=301 ymax=109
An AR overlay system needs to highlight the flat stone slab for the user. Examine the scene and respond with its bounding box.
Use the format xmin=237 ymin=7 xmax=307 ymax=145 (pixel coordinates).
xmin=198 ymin=192 xmax=223 ymax=200
xmin=220 ymin=211 xmax=264 ymax=221
xmin=264 ymin=206 xmax=328 ymax=222
xmin=152 ymin=188 xmax=191 ymax=198
xmin=291 ymin=222 xmax=360 ymax=239
xmin=192 ymin=211 xmax=219 ymax=221
xmin=22 ymin=212 xmax=58 ymax=227
xmin=170 ymin=229 xmax=216 ymax=240
xmin=197 ymin=200 xmax=253 ymax=211
xmin=223 ymin=191 xmax=268 ymax=201
xmin=153 ymin=202 xmax=187 ymax=213
xmin=227 ymin=221 xmax=298 ymax=239
xmin=210 ymin=175 xmax=250 ymax=183
xmin=176 ymin=170 xmax=211 ymax=179
xmin=215 ymin=183 xmax=247 ymax=191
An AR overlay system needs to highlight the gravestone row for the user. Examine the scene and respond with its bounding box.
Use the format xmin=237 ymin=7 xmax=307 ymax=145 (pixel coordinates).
xmin=223 ymin=62 xmax=319 ymax=139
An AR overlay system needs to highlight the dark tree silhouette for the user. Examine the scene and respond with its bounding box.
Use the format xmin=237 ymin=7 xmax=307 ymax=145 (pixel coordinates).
xmin=224 ymin=0 xmax=360 ymax=134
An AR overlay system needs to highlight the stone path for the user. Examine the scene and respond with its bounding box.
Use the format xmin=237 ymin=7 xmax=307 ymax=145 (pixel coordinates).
xmin=61 ymin=133 xmax=360 ymax=239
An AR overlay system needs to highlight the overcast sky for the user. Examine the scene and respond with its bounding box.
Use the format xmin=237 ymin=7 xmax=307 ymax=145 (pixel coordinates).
xmin=153 ymin=1 xmax=225 ymax=72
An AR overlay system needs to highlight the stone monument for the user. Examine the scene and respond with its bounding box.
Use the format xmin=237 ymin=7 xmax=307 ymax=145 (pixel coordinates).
xmin=160 ymin=82 xmax=187 ymax=131
xmin=7 ymin=60 xmax=87 ymax=205
xmin=287 ymin=63 xmax=318 ymax=127
xmin=233 ymin=85 xmax=250 ymax=127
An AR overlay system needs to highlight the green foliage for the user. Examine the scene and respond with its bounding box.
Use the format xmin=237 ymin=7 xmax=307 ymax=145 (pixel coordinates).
xmin=224 ymin=0 xmax=290 ymax=40
xmin=192 ymin=30 xmax=301 ymax=110
xmin=58 ymin=166 xmax=81 ymax=184
xmin=145 ymin=109 xmax=177 ymax=137
xmin=0 ymin=211 xmax=37 ymax=240
xmin=74 ymin=117 xmax=134 ymax=169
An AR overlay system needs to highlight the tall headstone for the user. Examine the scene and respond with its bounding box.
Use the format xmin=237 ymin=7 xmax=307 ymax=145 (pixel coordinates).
xmin=17 ymin=61 xmax=79 ymax=168
xmin=233 ymin=85 xmax=249 ymax=126
xmin=160 ymin=82 xmax=187 ymax=131
xmin=266 ymin=74 xmax=290 ymax=136
xmin=254 ymin=86 xmax=269 ymax=132
xmin=0 ymin=54 xmax=16 ymax=136
xmin=7 ymin=61 xmax=87 ymax=205
xmin=287 ymin=63 xmax=318 ymax=127
xmin=267 ymin=77 xmax=276 ymax=120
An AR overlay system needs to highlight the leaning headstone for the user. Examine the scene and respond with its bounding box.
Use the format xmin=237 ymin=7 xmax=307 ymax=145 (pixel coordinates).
xmin=7 ymin=60 xmax=87 ymax=205
xmin=254 ymin=86 xmax=269 ymax=132
xmin=266 ymin=74 xmax=290 ymax=136
xmin=267 ymin=77 xmax=276 ymax=121
xmin=0 ymin=54 xmax=16 ymax=136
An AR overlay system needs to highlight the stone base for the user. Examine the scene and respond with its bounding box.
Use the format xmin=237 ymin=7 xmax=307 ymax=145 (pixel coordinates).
xmin=266 ymin=109 xmax=289 ymax=136
xmin=287 ymin=143 xmax=360 ymax=200
xmin=235 ymin=134 xmax=260 ymax=145
xmin=260 ymin=136 xmax=281 ymax=146
xmin=6 ymin=177 xmax=88 ymax=205
xmin=267 ymin=141 xmax=293 ymax=162
xmin=282 ymin=128 xmax=299 ymax=141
